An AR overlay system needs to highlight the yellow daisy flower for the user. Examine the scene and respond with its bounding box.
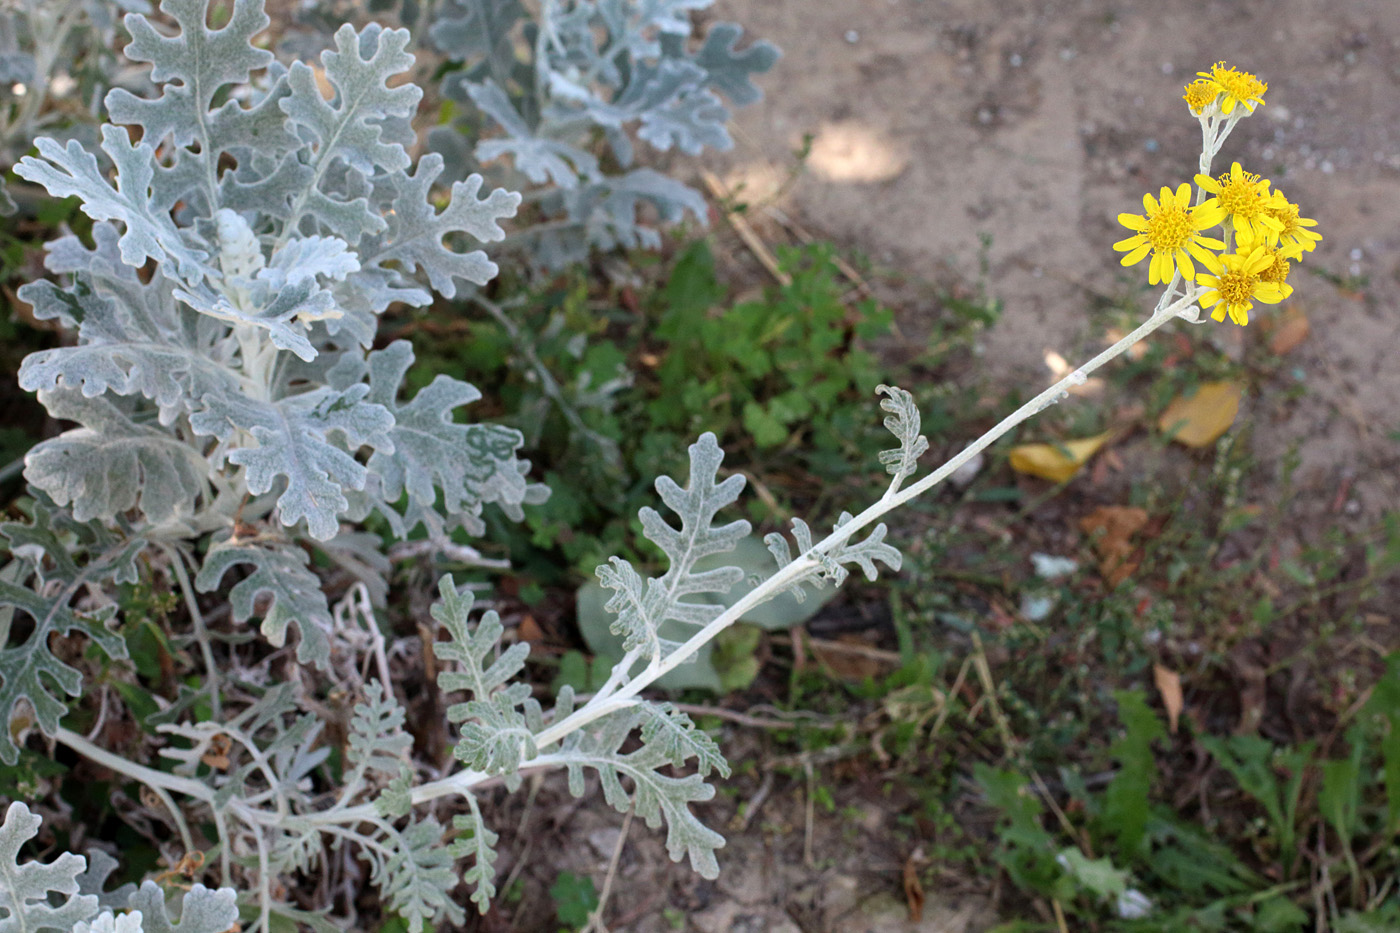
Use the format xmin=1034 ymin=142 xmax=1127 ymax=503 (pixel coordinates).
xmin=1236 ymin=231 xmax=1295 ymax=301
xmin=1194 ymin=162 xmax=1286 ymax=241
xmin=1195 ymin=243 xmax=1286 ymax=326
xmin=1197 ymin=62 xmax=1267 ymax=115
xmin=1114 ymin=183 xmax=1226 ymax=285
xmin=1265 ymin=190 xmax=1322 ymax=257
xmin=1183 ymin=80 xmax=1219 ymax=115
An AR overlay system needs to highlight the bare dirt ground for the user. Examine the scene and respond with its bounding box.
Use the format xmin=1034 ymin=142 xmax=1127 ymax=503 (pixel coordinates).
xmin=530 ymin=2 xmax=1400 ymax=930
xmin=709 ymin=0 xmax=1400 ymax=517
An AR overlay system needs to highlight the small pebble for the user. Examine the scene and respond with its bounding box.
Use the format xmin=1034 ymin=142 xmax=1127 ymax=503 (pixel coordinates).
xmin=844 ymin=29 xmax=859 ymax=44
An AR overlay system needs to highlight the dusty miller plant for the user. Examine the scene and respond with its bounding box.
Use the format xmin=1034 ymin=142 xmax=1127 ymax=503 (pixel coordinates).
xmin=422 ymin=0 xmax=779 ymax=268
xmin=0 ymin=4 xmax=1310 ymax=931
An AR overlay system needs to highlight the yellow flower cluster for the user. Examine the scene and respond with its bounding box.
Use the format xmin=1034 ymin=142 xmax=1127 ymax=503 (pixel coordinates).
xmin=1185 ymin=62 xmax=1268 ymax=116
xmin=1114 ymin=64 xmax=1322 ymax=326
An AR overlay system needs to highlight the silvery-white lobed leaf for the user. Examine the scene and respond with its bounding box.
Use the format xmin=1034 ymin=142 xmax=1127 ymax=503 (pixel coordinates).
xmin=357 ymin=155 xmax=520 ymax=301
xmin=336 ymin=341 xmax=546 ymax=539
xmin=25 ymin=389 xmax=210 ymax=525
xmin=190 ymin=386 xmax=394 ymax=539
xmin=15 ymin=127 xmax=208 ymax=280
xmin=0 ymin=504 xmax=139 ymax=764
xmin=0 ymin=802 xmax=100 ymax=932
xmin=103 ymin=0 xmax=274 ymax=149
xmin=75 ymin=850 xmax=137 ymax=911
xmin=429 ymin=0 xmax=523 ymax=73
xmin=876 ymin=384 xmax=929 ymax=480
xmin=74 ymin=883 xmax=238 ymax=933
xmin=280 ymin=22 xmax=420 ymax=209
xmin=195 ymin=536 xmax=335 ymax=667
xmin=467 ymin=80 xmax=600 ymax=188
xmin=687 ymin=22 xmax=781 ymax=106
xmin=559 ymin=705 xmax=726 ymax=879
xmin=597 ymin=433 xmax=750 ymax=665
xmin=448 ymin=796 xmax=500 ymax=914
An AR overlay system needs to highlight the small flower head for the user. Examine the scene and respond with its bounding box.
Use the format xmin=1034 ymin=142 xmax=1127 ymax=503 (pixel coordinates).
xmin=1197 ymin=62 xmax=1267 ymax=115
xmin=1266 ymin=190 xmax=1322 ymax=256
xmin=1196 ymin=243 xmax=1286 ymax=326
xmin=1115 ymin=183 xmax=1226 ymax=285
xmin=1183 ymin=80 xmax=1219 ymax=115
xmin=1237 ymin=231 xmax=1295 ymax=301
xmin=1195 ymin=162 xmax=1286 ymax=241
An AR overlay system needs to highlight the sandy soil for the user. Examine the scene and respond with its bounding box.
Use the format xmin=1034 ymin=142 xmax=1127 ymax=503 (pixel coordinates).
xmin=708 ymin=0 xmax=1400 ymax=517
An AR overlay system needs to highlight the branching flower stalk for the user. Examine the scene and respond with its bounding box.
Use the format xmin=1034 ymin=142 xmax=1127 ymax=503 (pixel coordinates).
xmin=2 ymin=25 xmax=1321 ymax=933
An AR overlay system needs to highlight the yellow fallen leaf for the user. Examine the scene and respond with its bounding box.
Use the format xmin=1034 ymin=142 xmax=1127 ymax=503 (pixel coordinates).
xmin=1153 ymin=663 xmax=1184 ymax=734
xmin=1158 ymin=382 xmax=1242 ymax=448
xmin=1008 ymin=433 xmax=1110 ymax=483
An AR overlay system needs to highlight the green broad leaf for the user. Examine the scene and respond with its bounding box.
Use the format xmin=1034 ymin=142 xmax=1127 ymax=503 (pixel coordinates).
xmin=1100 ymin=689 xmax=1165 ymax=857
xmin=1253 ymin=894 xmax=1308 ymax=932
xmin=742 ymin=400 xmax=788 ymax=448
xmin=1054 ymin=847 xmax=1129 ymax=900
xmin=548 ymin=871 xmax=598 ymax=929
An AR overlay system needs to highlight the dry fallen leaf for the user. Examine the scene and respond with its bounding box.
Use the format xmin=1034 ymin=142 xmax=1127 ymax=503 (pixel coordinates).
xmin=1268 ymin=305 xmax=1310 ymax=355
xmin=516 ymin=614 xmax=545 ymax=644
xmin=903 ymin=848 xmax=927 ymax=922
xmin=1153 ymin=663 xmax=1184 ymax=734
xmin=1008 ymin=433 xmax=1110 ymax=483
xmin=1080 ymin=505 xmax=1149 ymax=586
xmin=1158 ymin=382 xmax=1243 ymax=448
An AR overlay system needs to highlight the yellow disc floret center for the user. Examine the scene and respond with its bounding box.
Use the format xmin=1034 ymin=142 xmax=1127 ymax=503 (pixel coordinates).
xmin=1258 ymin=249 xmax=1289 ymax=285
xmin=1216 ymin=172 xmax=1265 ymax=218
xmin=1217 ymin=268 xmax=1261 ymax=306
xmin=1183 ymin=81 xmax=1217 ymax=114
xmin=1146 ymin=204 xmax=1193 ymax=252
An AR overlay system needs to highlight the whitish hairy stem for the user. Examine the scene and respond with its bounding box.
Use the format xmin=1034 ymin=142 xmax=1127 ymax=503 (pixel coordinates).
xmin=55 ymin=726 xmax=215 ymax=801
xmin=529 ymin=285 xmax=1208 ymax=748
xmin=160 ymin=544 xmax=221 ymax=718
